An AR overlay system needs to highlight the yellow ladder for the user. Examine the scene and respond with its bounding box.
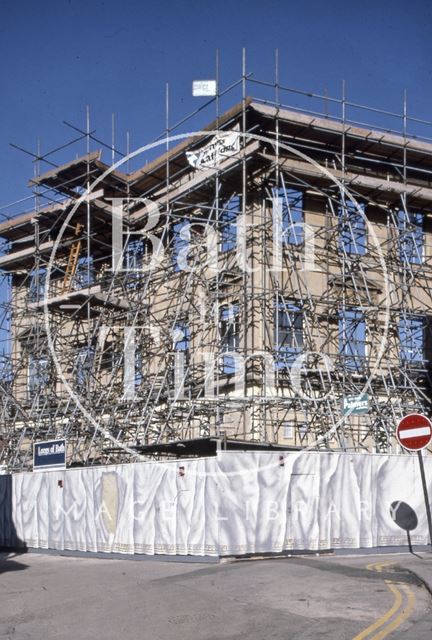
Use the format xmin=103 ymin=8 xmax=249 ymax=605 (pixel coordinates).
xmin=61 ymin=223 xmax=84 ymax=293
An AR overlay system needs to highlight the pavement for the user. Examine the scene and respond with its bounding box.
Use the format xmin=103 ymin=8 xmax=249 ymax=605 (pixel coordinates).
xmin=388 ymin=550 xmax=432 ymax=594
xmin=1 ymin=549 xmax=432 ymax=639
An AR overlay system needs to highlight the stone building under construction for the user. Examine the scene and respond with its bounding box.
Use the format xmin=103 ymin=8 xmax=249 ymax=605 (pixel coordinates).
xmin=1 ymin=80 xmax=432 ymax=471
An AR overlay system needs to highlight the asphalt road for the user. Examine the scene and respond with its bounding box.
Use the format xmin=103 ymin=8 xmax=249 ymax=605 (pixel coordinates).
xmin=0 ymin=552 xmax=431 ymax=639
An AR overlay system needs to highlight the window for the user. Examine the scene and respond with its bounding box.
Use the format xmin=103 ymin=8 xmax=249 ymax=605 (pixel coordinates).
xmin=172 ymin=323 xmax=190 ymax=390
xmin=398 ymin=209 xmax=423 ymax=264
xmin=172 ymin=221 xmax=188 ymax=272
xmin=75 ymin=256 xmax=95 ymax=288
xmin=339 ymin=308 xmax=366 ymax=372
xmin=28 ymin=268 xmax=46 ymax=302
xmin=75 ymin=346 xmax=95 ymax=388
xmin=125 ymin=238 xmax=144 ymax=288
xmin=28 ymin=355 xmax=49 ymax=397
xmin=283 ymin=423 xmax=294 ymax=439
xmin=338 ymin=200 xmax=367 ymax=255
xmin=219 ymin=305 xmax=239 ymax=374
xmin=275 ymin=300 xmax=303 ymax=368
xmin=298 ymin=423 xmax=308 ymax=441
xmin=220 ymin=194 xmax=240 ymax=252
xmin=173 ymin=323 xmax=190 ymax=354
xmin=399 ymin=315 xmax=425 ymax=362
xmin=126 ymin=238 xmax=144 ymax=271
xmin=272 ymin=186 xmax=304 ymax=245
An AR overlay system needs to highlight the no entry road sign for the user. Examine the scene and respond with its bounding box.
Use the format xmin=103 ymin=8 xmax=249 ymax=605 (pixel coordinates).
xmin=396 ymin=413 xmax=432 ymax=452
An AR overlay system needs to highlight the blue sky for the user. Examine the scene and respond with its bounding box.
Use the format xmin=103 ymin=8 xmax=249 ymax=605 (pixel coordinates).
xmin=0 ymin=0 xmax=431 ymax=213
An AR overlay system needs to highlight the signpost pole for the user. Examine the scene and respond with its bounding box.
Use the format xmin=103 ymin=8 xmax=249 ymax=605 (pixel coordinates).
xmin=417 ymin=450 xmax=432 ymax=549
xmin=396 ymin=414 xmax=432 ymax=551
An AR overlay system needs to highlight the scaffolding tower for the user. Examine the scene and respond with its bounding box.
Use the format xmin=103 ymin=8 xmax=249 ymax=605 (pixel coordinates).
xmin=1 ymin=54 xmax=432 ymax=471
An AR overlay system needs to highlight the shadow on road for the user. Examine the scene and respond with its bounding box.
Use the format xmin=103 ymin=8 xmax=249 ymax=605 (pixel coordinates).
xmin=280 ymin=556 xmax=424 ymax=587
xmin=0 ymin=551 xmax=28 ymax=574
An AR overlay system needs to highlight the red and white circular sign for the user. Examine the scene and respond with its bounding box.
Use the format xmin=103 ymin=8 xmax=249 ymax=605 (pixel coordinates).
xmin=396 ymin=414 xmax=432 ymax=451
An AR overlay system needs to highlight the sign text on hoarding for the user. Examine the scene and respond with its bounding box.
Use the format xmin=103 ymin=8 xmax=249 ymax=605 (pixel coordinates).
xmin=33 ymin=439 xmax=66 ymax=472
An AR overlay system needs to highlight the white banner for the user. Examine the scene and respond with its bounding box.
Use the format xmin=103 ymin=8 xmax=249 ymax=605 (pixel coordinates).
xmin=192 ymin=80 xmax=217 ymax=97
xmin=186 ymin=125 xmax=240 ymax=170
xmin=3 ymin=451 xmax=431 ymax=555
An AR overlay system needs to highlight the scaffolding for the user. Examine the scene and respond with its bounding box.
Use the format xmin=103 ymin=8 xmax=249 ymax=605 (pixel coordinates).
xmin=1 ymin=51 xmax=432 ymax=471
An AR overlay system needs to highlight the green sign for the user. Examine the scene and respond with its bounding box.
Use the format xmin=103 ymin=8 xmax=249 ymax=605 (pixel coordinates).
xmin=343 ymin=394 xmax=369 ymax=415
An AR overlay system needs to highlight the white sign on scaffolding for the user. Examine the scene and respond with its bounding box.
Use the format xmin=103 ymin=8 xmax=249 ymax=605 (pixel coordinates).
xmin=192 ymin=80 xmax=217 ymax=96
xmin=186 ymin=125 xmax=240 ymax=170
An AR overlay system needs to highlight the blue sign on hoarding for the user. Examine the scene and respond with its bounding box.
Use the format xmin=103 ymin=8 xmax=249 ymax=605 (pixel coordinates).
xmin=33 ymin=439 xmax=66 ymax=472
